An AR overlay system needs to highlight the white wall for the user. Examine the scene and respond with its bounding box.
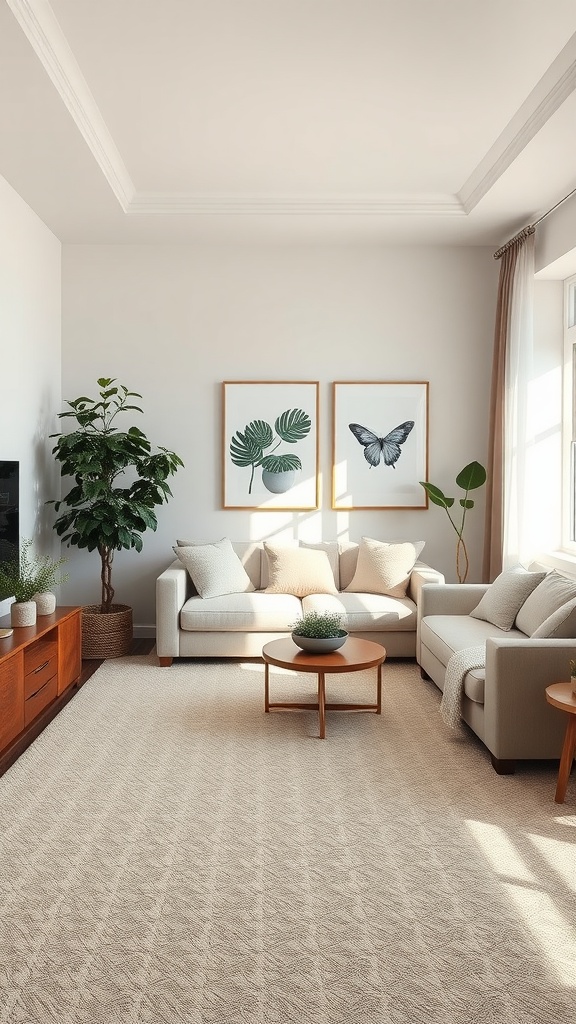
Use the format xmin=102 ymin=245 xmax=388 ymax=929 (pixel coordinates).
xmin=0 ymin=173 xmax=61 ymax=613
xmin=61 ymin=242 xmax=498 ymax=630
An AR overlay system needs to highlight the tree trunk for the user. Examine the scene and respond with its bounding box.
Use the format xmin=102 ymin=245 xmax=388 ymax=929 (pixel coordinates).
xmin=99 ymin=544 xmax=115 ymax=613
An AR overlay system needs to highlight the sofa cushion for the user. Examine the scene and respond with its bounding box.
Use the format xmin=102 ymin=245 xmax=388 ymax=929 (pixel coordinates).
xmin=469 ymin=565 xmax=547 ymax=631
xmin=302 ymin=592 xmax=417 ymax=631
xmin=338 ymin=539 xmax=425 ymax=591
xmin=531 ymin=597 xmax=576 ymax=639
xmin=263 ymin=543 xmax=338 ymax=597
xmin=344 ymin=537 xmax=423 ymax=598
xmin=421 ymin=614 xmax=526 ymax=666
xmin=299 ymin=541 xmax=340 ymax=589
xmin=420 ymin=615 xmax=526 ymax=705
xmin=174 ymin=538 xmax=255 ymax=599
xmin=180 ymin=592 xmax=302 ymax=632
xmin=515 ymin=570 xmax=576 ymax=636
xmin=178 ymin=539 xmax=262 ymax=590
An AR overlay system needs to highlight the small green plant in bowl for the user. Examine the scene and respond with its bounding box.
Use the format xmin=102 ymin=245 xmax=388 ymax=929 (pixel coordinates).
xmin=290 ymin=610 xmax=348 ymax=653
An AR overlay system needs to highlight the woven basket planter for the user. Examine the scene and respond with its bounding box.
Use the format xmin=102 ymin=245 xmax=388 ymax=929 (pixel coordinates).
xmin=81 ymin=604 xmax=133 ymax=659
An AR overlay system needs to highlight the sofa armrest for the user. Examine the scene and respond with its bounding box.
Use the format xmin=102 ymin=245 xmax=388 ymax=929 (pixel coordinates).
xmin=408 ymin=562 xmax=446 ymax=603
xmin=419 ymin=583 xmax=488 ymax=617
xmin=156 ymin=560 xmax=189 ymax=659
xmin=483 ymin=637 xmax=576 ymax=759
xmin=409 ymin=563 xmax=445 ymax=664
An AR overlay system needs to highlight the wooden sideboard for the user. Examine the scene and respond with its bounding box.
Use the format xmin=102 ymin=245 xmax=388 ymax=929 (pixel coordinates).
xmin=0 ymin=606 xmax=82 ymax=775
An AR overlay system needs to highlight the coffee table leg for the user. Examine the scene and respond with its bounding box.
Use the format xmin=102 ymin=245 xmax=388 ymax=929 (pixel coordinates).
xmin=376 ymin=663 xmax=382 ymax=714
xmin=264 ymin=663 xmax=269 ymax=712
xmin=555 ymin=715 xmax=576 ymax=803
xmin=318 ymin=672 xmax=326 ymax=739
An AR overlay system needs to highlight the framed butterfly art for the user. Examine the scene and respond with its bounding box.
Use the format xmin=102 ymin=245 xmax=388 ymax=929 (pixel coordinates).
xmin=332 ymin=381 xmax=429 ymax=509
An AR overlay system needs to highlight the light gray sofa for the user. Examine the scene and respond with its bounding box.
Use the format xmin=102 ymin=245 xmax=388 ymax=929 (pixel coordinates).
xmin=417 ymin=570 xmax=576 ymax=773
xmin=156 ymin=539 xmax=444 ymax=664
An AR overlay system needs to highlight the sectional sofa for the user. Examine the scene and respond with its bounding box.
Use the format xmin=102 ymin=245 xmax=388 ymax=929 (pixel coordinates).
xmin=417 ymin=563 xmax=576 ymax=772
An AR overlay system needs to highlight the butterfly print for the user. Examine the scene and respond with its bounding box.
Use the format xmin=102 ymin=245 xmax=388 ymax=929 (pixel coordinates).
xmin=348 ymin=420 xmax=414 ymax=468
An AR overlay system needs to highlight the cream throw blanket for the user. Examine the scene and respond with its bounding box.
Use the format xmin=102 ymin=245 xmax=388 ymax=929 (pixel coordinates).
xmin=440 ymin=644 xmax=486 ymax=730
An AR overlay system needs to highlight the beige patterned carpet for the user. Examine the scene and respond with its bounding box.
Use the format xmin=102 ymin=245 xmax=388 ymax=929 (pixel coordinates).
xmin=0 ymin=653 xmax=575 ymax=1024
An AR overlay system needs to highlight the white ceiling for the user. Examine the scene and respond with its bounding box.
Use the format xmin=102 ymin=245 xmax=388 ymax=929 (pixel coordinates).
xmin=1 ymin=0 xmax=576 ymax=245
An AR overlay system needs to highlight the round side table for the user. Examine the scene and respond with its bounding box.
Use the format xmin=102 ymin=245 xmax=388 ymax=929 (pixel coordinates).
xmin=545 ymin=682 xmax=576 ymax=803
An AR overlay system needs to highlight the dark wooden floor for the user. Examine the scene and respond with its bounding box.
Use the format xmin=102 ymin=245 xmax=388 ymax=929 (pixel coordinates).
xmin=79 ymin=636 xmax=156 ymax=685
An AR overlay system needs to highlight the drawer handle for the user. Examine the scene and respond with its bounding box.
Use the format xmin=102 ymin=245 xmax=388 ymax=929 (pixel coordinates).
xmin=34 ymin=660 xmax=50 ymax=674
xmin=28 ymin=679 xmax=50 ymax=700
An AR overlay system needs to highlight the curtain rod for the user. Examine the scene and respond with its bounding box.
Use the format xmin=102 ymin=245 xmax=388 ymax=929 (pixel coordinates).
xmin=493 ymin=183 xmax=576 ymax=260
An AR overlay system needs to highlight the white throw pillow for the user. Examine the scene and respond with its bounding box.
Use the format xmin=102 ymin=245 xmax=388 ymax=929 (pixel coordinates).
xmin=515 ymin=570 xmax=576 ymax=636
xmin=469 ymin=565 xmax=547 ymax=632
xmin=264 ymin=543 xmax=338 ymax=597
xmin=174 ymin=538 xmax=255 ymax=599
xmin=299 ymin=540 xmax=340 ymax=590
xmin=344 ymin=537 xmax=421 ymax=598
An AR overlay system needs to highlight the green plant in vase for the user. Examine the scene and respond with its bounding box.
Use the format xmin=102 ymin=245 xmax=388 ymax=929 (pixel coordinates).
xmin=49 ymin=378 xmax=183 ymax=658
xmin=0 ymin=537 xmax=69 ymax=625
xmin=420 ymin=461 xmax=487 ymax=583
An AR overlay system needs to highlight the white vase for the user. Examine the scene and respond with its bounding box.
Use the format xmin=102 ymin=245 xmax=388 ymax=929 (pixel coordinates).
xmin=33 ymin=591 xmax=56 ymax=615
xmin=11 ymin=601 xmax=37 ymax=627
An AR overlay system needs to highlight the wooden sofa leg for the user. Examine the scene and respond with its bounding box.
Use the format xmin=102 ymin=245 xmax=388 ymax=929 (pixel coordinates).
xmin=490 ymin=755 xmax=516 ymax=775
xmin=159 ymin=657 xmax=173 ymax=667
xmin=420 ymin=666 xmax=431 ymax=680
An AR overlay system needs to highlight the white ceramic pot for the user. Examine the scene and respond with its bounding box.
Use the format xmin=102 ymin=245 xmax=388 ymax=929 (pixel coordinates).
xmin=11 ymin=601 xmax=37 ymax=627
xmin=33 ymin=591 xmax=57 ymax=615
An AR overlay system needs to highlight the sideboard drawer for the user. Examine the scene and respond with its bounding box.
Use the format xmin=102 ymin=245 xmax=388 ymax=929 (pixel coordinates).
xmin=24 ymin=639 xmax=57 ymax=676
xmin=24 ymin=673 xmax=57 ymax=725
xmin=24 ymin=654 xmax=57 ymax=698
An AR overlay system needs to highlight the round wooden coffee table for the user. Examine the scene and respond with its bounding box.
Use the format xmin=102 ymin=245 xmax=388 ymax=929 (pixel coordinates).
xmin=262 ymin=636 xmax=386 ymax=739
xmin=545 ymin=682 xmax=576 ymax=803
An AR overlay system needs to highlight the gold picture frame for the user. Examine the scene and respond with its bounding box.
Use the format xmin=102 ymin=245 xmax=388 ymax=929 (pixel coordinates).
xmin=332 ymin=381 xmax=429 ymax=510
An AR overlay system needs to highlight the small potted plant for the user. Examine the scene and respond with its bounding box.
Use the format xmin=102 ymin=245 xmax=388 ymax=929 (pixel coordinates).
xmin=290 ymin=610 xmax=348 ymax=653
xmin=570 ymin=659 xmax=576 ymax=697
xmin=0 ymin=538 xmax=68 ymax=627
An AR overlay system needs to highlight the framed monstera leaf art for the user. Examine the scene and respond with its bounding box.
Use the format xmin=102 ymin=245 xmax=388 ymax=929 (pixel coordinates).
xmin=223 ymin=381 xmax=319 ymax=509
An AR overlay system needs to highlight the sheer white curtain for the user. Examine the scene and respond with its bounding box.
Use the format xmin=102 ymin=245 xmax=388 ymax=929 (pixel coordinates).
xmin=502 ymin=232 xmax=535 ymax=567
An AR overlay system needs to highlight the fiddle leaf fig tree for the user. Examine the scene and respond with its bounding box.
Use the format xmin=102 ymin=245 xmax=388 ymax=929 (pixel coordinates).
xmin=49 ymin=378 xmax=183 ymax=614
xmin=420 ymin=461 xmax=487 ymax=583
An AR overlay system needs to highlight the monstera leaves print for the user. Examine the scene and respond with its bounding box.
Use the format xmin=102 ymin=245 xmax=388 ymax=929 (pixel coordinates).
xmin=230 ymin=408 xmax=312 ymax=494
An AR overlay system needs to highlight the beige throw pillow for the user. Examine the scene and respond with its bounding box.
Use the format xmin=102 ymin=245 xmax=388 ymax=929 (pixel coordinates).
xmin=469 ymin=565 xmax=547 ymax=632
xmin=344 ymin=537 xmax=420 ymax=598
xmin=174 ymin=538 xmax=255 ymax=599
xmin=515 ymin=570 xmax=576 ymax=636
xmin=531 ymin=597 xmax=576 ymax=639
xmin=264 ymin=543 xmax=338 ymax=597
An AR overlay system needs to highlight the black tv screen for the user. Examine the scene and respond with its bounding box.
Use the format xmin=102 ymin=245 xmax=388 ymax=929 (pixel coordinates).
xmin=0 ymin=461 xmax=19 ymax=563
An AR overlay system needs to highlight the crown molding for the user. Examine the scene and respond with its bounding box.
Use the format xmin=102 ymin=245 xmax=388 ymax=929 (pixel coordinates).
xmin=459 ymin=32 xmax=576 ymax=213
xmin=5 ymin=0 xmax=135 ymax=210
xmin=127 ymin=193 xmax=465 ymax=216
xmin=8 ymin=0 xmax=576 ymax=221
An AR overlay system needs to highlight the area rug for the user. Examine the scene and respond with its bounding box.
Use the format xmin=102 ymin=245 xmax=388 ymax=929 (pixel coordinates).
xmin=0 ymin=654 xmax=574 ymax=1024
